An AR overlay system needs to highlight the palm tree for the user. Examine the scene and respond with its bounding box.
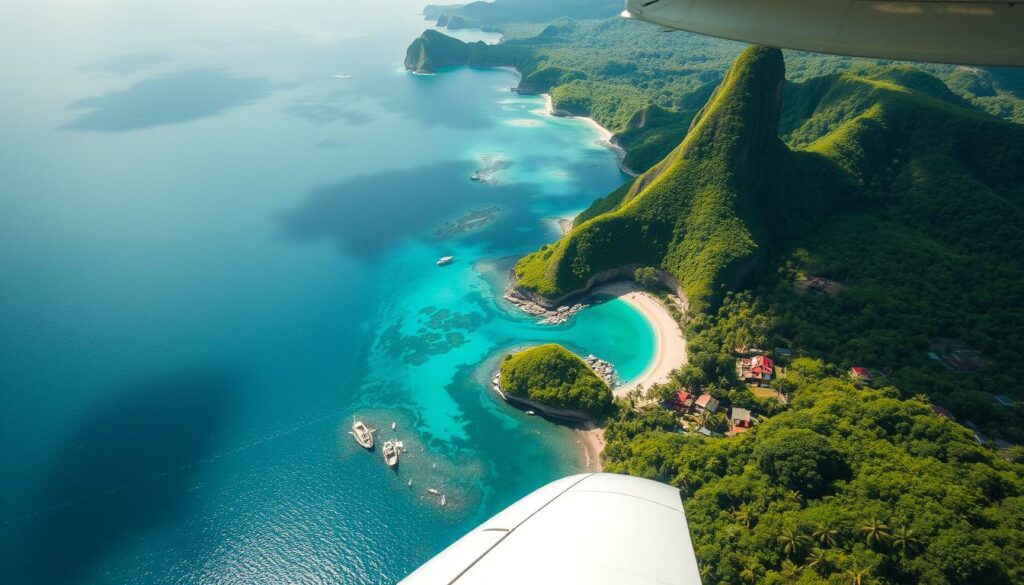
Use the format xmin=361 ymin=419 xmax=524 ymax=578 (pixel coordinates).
xmin=805 ymin=547 xmax=828 ymax=575
xmin=739 ymin=563 xmax=764 ymax=584
xmin=890 ymin=524 xmax=919 ymax=556
xmin=777 ymin=528 xmax=808 ymax=557
xmin=733 ymin=505 xmax=753 ymax=528
xmin=785 ymin=489 xmax=802 ymax=504
xmin=845 ymin=564 xmax=870 ymax=585
xmin=859 ymin=516 xmax=891 ymax=547
xmin=780 ymin=559 xmax=802 ymax=580
xmin=812 ymin=522 xmax=838 ymax=548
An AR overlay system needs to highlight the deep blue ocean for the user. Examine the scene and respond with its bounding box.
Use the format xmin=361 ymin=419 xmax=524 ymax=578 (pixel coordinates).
xmin=0 ymin=1 xmax=652 ymax=582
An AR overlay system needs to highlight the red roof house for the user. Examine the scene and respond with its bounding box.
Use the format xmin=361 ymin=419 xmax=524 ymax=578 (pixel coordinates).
xmin=738 ymin=355 xmax=774 ymax=383
xmin=850 ymin=367 xmax=872 ymax=382
xmin=674 ymin=390 xmax=694 ymax=412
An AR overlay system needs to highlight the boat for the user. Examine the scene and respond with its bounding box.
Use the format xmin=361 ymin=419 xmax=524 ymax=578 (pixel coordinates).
xmin=436 ymin=256 xmax=454 ymax=266
xmin=440 ymin=494 xmax=447 ymax=507
xmin=334 ymin=74 xmax=352 ymax=79
xmin=525 ymin=410 xmax=536 ymax=416
xmin=394 ymin=441 xmax=405 ymax=452
xmin=391 ymin=421 xmax=396 ymax=430
xmin=426 ymin=488 xmax=440 ymax=495
xmin=350 ymin=419 xmax=375 ymax=449
xmin=382 ymin=440 xmax=399 ymax=468
xmin=407 ymin=479 xmax=413 ymax=487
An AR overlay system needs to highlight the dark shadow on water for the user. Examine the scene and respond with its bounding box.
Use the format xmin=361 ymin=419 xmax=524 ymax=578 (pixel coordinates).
xmin=62 ymin=68 xmax=277 ymax=132
xmin=285 ymin=88 xmax=372 ymax=126
xmin=278 ymin=162 xmax=521 ymax=258
xmin=81 ymin=52 xmax=170 ymax=76
xmin=1 ymin=367 xmax=242 ymax=585
xmin=370 ymin=68 xmax=499 ymax=130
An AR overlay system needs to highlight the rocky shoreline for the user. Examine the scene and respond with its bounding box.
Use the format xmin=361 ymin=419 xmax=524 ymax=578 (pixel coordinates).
xmin=582 ymin=354 xmax=619 ymax=387
xmin=503 ymin=285 xmax=588 ymax=325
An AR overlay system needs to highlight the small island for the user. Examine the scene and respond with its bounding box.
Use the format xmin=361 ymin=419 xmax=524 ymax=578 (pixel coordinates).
xmin=499 ymin=343 xmax=612 ymax=420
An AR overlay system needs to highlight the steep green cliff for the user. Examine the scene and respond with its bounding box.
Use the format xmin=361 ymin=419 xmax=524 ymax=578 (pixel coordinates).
xmin=404 ymin=30 xmax=484 ymax=73
xmin=514 ymin=45 xmax=1024 ymax=313
xmin=515 ymin=46 xmax=788 ymax=311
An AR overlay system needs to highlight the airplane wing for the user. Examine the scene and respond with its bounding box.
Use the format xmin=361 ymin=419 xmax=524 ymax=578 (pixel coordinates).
xmin=623 ymin=0 xmax=1024 ymax=67
xmin=400 ymin=473 xmax=702 ymax=585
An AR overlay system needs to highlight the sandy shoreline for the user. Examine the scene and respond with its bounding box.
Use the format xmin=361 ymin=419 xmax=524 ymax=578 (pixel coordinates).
xmin=541 ymin=93 xmax=637 ymax=176
xmin=594 ymin=281 xmax=688 ymax=397
xmin=576 ymin=422 xmax=605 ymax=471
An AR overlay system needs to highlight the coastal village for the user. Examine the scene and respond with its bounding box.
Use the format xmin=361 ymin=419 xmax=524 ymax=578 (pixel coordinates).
xmin=495 ymin=278 xmax=1020 ymax=460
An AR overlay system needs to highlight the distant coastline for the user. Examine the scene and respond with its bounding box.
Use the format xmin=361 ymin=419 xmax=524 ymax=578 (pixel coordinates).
xmin=539 ymin=92 xmax=638 ymax=177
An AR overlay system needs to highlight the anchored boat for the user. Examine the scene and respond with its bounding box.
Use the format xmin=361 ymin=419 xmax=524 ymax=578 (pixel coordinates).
xmin=436 ymin=256 xmax=454 ymax=266
xmin=350 ymin=419 xmax=375 ymax=449
xmin=382 ymin=440 xmax=399 ymax=468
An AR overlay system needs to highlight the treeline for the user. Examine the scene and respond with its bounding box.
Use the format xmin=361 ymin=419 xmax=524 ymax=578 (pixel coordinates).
xmin=603 ymin=362 xmax=1024 ymax=584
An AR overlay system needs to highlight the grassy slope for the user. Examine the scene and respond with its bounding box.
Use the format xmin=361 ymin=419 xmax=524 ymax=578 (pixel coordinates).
xmin=515 ymin=46 xmax=787 ymax=311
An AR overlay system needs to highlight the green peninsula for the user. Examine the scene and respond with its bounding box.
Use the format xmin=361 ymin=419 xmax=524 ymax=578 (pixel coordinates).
xmin=499 ymin=344 xmax=612 ymax=418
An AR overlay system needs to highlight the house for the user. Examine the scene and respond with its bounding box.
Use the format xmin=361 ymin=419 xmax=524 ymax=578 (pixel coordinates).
xmin=694 ymin=394 xmax=720 ymax=414
xmin=674 ymin=390 xmax=695 ymax=412
xmin=738 ymin=355 xmax=774 ymax=383
xmin=731 ymin=407 xmax=752 ymax=429
xmin=849 ymin=367 xmax=872 ymax=382
xmin=931 ymin=405 xmax=956 ymax=421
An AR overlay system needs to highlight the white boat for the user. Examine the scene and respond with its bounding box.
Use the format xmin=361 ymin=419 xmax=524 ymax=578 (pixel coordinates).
xmin=426 ymin=488 xmax=440 ymax=495
xmin=436 ymin=256 xmax=454 ymax=266
xmin=395 ymin=441 xmax=405 ymax=452
xmin=391 ymin=421 xmax=396 ymax=430
xmin=350 ymin=419 xmax=375 ymax=449
xmin=382 ymin=440 xmax=399 ymax=468
xmin=408 ymin=479 xmax=413 ymax=487
xmin=525 ymin=410 xmax=536 ymax=416
xmin=440 ymin=494 xmax=447 ymax=507
xmin=334 ymin=74 xmax=352 ymax=79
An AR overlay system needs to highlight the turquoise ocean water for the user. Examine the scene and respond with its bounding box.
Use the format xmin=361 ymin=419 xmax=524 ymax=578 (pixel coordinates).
xmin=0 ymin=1 xmax=653 ymax=583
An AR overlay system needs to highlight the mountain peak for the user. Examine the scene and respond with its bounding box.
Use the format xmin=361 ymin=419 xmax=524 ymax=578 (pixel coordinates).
xmin=514 ymin=46 xmax=786 ymax=311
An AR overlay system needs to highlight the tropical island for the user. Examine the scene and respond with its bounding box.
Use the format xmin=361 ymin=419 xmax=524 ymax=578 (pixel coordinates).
xmin=408 ymin=1 xmax=1024 ymax=582
xmin=498 ymin=343 xmax=612 ymax=420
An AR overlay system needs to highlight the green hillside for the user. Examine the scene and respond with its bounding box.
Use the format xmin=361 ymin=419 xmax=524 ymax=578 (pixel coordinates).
xmin=603 ymin=366 xmax=1024 ymax=584
xmin=499 ymin=344 xmax=612 ymax=417
xmin=515 ymin=45 xmax=790 ymax=312
xmin=514 ymin=46 xmax=1024 ymax=313
xmin=407 ymin=17 xmax=1024 ymax=175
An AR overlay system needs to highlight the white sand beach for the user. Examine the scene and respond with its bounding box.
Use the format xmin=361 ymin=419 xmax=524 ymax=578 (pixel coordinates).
xmin=593 ymin=281 xmax=688 ymax=397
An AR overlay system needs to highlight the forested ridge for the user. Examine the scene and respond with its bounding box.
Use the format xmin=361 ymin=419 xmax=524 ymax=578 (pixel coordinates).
xmin=407 ymin=3 xmax=1024 ymax=582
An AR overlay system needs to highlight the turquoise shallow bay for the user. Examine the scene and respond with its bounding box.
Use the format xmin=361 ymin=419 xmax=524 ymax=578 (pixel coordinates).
xmin=0 ymin=1 xmax=654 ymax=583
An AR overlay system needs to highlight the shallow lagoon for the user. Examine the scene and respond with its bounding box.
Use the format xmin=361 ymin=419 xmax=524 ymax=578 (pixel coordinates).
xmin=0 ymin=1 xmax=650 ymax=582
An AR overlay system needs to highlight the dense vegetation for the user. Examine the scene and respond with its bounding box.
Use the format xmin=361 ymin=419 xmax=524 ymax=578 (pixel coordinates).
xmin=604 ymin=365 xmax=1024 ymax=585
xmin=514 ymin=45 xmax=789 ymax=312
xmin=409 ymin=14 xmax=1024 ymax=173
xmin=499 ymin=344 xmax=612 ymax=417
xmin=411 ymin=2 xmax=1024 ymax=581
